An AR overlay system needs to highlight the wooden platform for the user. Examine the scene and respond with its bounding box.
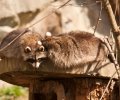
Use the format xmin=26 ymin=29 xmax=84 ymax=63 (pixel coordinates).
xmin=0 ymin=58 xmax=119 ymax=100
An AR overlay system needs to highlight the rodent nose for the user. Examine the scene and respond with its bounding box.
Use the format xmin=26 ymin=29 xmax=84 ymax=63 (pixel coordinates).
xmin=26 ymin=58 xmax=36 ymax=63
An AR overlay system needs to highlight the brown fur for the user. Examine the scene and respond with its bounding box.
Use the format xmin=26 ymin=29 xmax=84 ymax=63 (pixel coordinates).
xmin=0 ymin=29 xmax=46 ymax=67
xmin=42 ymin=31 xmax=108 ymax=68
xmin=0 ymin=29 xmax=108 ymax=69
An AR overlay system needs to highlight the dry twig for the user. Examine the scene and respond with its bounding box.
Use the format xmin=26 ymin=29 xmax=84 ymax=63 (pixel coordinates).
xmin=99 ymin=71 xmax=116 ymax=100
xmin=93 ymin=1 xmax=103 ymax=35
xmin=104 ymin=37 xmax=120 ymax=76
xmin=101 ymin=0 xmax=120 ymax=99
xmin=0 ymin=29 xmax=28 ymax=52
xmin=0 ymin=0 xmax=71 ymax=52
xmin=99 ymin=37 xmax=120 ymax=100
xmin=102 ymin=0 xmax=119 ymax=32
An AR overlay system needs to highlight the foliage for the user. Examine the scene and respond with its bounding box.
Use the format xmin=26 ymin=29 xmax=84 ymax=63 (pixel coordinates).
xmin=0 ymin=86 xmax=28 ymax=100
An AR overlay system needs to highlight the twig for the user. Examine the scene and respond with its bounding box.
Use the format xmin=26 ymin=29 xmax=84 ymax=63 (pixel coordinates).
xmin=0 ymin=0 xmax=71 ymax=52
xmin=99 ymin=71 xmax=116 ymax=100
xmin=93 ymin=1 xmax=102 ymax=35
xmin=99 ymin=37 xmax=120 ymax=100
xmin=27 ymin=0 xmax=71 ymax=28
xmin=102 ymin=0 xmax=120 ymax=99
xmin=0 ymin=29 xmax=29 ymax=52
xmin=102 ymin=0 xmax=120 ymax=66
xmin=104 ymin=37 xmax=120 ymax=77
xmin=102 ymin=0 xmax=119 ymax=33
xmin=51 ymin=0 xmax=102 ymax=8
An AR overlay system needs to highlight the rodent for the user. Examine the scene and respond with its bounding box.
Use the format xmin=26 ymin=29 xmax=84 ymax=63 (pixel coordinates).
xmin=0 ymin=29 xmax=108 ymax=69
xmin=41 ymin=31 xmax=108 ymax=68
xmin=0 ymin=28 xmax=47 ymax=68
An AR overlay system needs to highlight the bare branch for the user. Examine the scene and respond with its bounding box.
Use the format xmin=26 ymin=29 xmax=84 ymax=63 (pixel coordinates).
xmin=27 ymin=0 xmax=71 ymax=28
xmin=102 ymin=0 xmax=120 ymax=33
xmin=99 ymin=71 xmax=116 ymax=100
xmin=104 ymin=37 xmax=120 ymax=76
xmin=0 ymin=29 xmax=28 ymax=52
xmin=93 ymin=1 xmax=103 ymax=35
xmin=99 ymin=36 xmax=120 ymax=100
xmin=101 ymin=0 xmax=120 ymax=99
xmin=0 ymin=0 xmax=71 ymax=52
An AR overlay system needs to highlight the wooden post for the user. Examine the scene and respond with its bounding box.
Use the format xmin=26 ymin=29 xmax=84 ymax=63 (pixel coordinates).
xmin=0 ymin=59 xmax=119 ymax=100
xmin=27 ymin=77 xmax=119 ymax=100
xmin=29 ymin=79 xmax=66 ymax=100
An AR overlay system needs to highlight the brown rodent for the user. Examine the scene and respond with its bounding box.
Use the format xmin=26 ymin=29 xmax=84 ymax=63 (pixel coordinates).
xmin=0 ymin=29 xmax=108 ymax=69
xmin=41 ymin=31 xmax=108 ymax=68
xmin=0 ymin=28 xmax=46 ymax=68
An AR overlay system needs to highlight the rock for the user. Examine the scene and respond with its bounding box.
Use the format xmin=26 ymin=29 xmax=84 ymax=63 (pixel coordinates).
xmin=28 ymin=3 xmax=62 ymax=36
xmin=0 ymin=0 xmax=54 ymax=27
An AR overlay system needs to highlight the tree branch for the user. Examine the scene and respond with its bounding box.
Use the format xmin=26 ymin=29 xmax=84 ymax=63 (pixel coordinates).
xmin=102 ymin=0 xmax=120 ymax=99
xmin=102 ymin=0 xmax=120 ymax=33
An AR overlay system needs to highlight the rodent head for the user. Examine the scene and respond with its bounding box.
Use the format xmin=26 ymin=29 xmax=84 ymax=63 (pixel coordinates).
xmin=20 ymin=31 xmax=47 ymax=68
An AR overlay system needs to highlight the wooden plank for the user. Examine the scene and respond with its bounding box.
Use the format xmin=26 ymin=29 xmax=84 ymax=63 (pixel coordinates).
xmin=0 ymin=58 xmax=118 ymax=86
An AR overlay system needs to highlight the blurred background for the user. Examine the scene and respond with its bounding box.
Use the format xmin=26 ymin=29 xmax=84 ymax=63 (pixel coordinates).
xmin=0 ymin=0 xmax=117 ymax=99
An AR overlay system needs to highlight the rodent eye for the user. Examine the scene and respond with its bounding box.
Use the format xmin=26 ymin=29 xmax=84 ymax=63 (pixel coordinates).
xmin=37 ymin=46 xmax=45 ymax=52
xmin=24 ymin=46 xmax=31 ymax=53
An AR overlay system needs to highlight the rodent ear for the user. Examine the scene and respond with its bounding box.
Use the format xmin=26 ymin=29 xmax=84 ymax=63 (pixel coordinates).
xmin=45 ymin=32 xmax=52 ymax=37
